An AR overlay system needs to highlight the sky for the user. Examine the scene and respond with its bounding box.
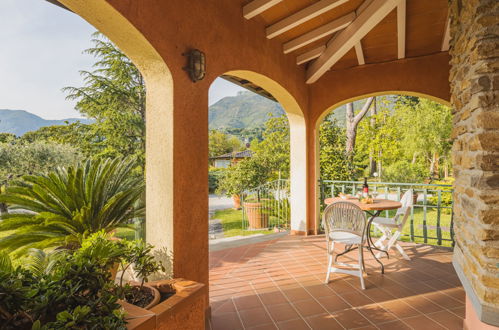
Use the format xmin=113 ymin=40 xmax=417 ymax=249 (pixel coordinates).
xmin=0 ymin=0 xmax=245 ymax=120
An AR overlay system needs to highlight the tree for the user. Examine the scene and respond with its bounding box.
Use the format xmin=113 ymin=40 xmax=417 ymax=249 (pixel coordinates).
xmin=251 ymin=115 xmax=290 ymax=180
xmin=356 ymin=99 xmax=402 ymax=178
xmin=63 ymin=32 xmax=146 ymax=173
xmin=0 ymin=141 xmax=82 ymax=183
xmin=20 ymin=123 xmax=99 ymax=157
xmin=345 ymin=97 xmax=374 ymax=154
xmin=216 ymin=158 xmax=270 ymax=197
xmin=0 ymin=133 xmax=16 ymax=143
xmin=0 ymin=158 xmax=144 ymax=255
xmin=209 ymin=130 xmax=242 ymax=158
xmin=319 ymin=119 xmax=351 ymax=180
xmin=397 ymin=98 xmax=452 ymax=178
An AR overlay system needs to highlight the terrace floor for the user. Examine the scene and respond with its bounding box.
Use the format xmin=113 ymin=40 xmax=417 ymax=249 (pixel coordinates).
xmin=208 ymin=235 xmax=465 ymax=330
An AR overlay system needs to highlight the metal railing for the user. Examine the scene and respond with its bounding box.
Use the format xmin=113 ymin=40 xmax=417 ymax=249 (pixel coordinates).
xmin=241 ymin=179 xmax=290 ymax=231
xmin=319 ymin=180 xmax=454 ymax=246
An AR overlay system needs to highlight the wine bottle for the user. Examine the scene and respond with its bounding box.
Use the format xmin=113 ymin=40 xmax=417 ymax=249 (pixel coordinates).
xmin=362 ymin=177 xmax=369 ymax=197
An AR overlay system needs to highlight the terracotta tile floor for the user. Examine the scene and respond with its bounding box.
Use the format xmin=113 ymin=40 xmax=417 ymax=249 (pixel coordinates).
xmin=208 ymin=235 xmax=465 ymax=330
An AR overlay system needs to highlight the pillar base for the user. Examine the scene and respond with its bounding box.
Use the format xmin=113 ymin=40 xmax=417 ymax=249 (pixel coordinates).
xmin=465 ymin=296 xmax=499 ymax=330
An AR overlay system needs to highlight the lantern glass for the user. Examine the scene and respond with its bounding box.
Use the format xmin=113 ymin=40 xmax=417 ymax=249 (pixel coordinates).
xmin=184 ymin=49 xmax=206 ymax=82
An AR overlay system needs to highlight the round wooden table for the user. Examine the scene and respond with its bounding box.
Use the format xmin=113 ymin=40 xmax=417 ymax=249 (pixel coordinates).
xmin=324 ymin=197 xmax=402 ymax=273
xmin=324 ymin=197 xmax=401 ymax=211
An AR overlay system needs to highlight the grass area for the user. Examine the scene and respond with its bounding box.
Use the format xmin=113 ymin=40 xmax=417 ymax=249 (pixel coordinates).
xmin=214 ymin=208 xmax=277 ymax=237
xmin=371 ymin=206 xmax=453 ymax=247
xmin=115 ymin=227 xmax=138 ymax=241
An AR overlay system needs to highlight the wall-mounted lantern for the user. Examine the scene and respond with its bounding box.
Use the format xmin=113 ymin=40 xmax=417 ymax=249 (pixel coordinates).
xmin=183 ymin=49 xmax=206 ymax=82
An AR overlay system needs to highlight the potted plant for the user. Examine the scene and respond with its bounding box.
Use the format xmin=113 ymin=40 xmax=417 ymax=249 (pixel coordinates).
xmin=116 ymin=239 xmax=165 ymax=310
xmin=0 ymin=231 xmax=207 ymax=330
xmin=217 ymin=159 xmax=270 ymax=226
xmin=243 ymin=195 xmax=269 ymax=229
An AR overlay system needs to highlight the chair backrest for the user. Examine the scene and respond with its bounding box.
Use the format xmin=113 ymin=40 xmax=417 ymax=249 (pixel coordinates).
xmin=395 ymin=189 xmax=414 ymax=227
xmin=322 ymin=201 xmax=367 ymax=238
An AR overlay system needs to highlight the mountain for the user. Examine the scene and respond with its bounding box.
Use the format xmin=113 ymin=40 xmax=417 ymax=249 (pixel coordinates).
xmin=0 ymin=109 xmax=93 ymax=136
xmin=209 ymin=92 xmax=399 ymax=131
xmin=209 ymin=92 xmax=285 ymax=130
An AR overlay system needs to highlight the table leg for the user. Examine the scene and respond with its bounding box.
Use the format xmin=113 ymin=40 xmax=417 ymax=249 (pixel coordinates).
xmin=365 ymin=210 xmax=388 ymax=274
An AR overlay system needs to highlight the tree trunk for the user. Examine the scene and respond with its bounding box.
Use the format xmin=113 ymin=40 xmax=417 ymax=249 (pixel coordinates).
xmin=412 ymin=152 xmax=418 ymax=164
xmin=0 ymin=203 xmax=8 ymax=216
xmin=345 ymin=103 xmax=355 ymax=154
xmin=435 ymin=152 xmax=440 ymax=178
xmin=429 ymin=153 xmax=436 ymax=178
xmin=369 ymin=97 xmax=377 ymax=176
xmin=345 ymin=97 xmax=374 ymax=155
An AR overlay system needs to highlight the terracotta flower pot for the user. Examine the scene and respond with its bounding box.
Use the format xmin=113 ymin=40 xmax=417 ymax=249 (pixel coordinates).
xmin=121 ymin=278 xmax=206 ymax=330
xmin=130 ymin=283 xmax=161 ymax=310
xmin=232 ymin=195 xmax=241 ymax=209
xmin=244 ymin=202 xmax=269 ymax=229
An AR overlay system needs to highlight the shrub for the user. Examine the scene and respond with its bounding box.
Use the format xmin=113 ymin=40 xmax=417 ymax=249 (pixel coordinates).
xmin=0 ymin=239 xmax=126 ymax=329
xmin=0 ymin=158 xmax=144 ymax=255
xmin=208 ymin=167 xmax=225 ymax=194
xmin=0 ymin=232 xmax=166 ymax=329
xmin=0 ymin=141 xmax=82 ymax=183
xmin=216 ymin=159 xmax=269 ymax=197
xmin=383 ymin=161 xmax=429 ymax=183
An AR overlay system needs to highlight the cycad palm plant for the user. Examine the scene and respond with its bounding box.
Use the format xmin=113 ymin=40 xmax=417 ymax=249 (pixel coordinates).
xmin=0 ymin=158 xmax=144 ymax=255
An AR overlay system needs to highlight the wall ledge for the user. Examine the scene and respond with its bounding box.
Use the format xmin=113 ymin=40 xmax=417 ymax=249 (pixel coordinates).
xmin=453 ymin=245 xmax=499 ymax=327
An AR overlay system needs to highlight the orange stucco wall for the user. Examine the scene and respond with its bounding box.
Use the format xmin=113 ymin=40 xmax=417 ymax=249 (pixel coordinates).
xmin=65 ymin=0 xmax=451 ymax=293
xmin=103 ymin=0 xmax=309 ymax=288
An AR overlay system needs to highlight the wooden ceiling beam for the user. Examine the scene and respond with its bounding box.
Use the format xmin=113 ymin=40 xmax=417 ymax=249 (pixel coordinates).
xmin=283 ymin=12 xmax=355 ymax=54
xmin=266 ymin=0 xmax=349 ymax=39
xmin=441 ymin=18 xmax=450 ymax=51
xmin=295 ymin=30 xmax=339 ymax=65
xmin=243 ymin=0 xmax=283 ymax=19
xmin=306 ymin=0 xmax=401 ymax=83
xmin=351 ymin=0 xmax=373 ymax=66
xmin=354 ymin=42 xmax=365 ymax=65
xmin=397 ymin=0 xmax=406 ymax=59
xmin=296 ymin=46 xmax=326 ymax=65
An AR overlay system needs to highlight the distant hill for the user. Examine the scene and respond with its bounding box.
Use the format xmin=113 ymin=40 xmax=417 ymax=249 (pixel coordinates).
xmin=209 ymin=92 xmax=285 ymax=129
xmin=208 ymin=91 xmax=354 ymax=130
xmin=0 ymin=109 xmax=93 ymax=136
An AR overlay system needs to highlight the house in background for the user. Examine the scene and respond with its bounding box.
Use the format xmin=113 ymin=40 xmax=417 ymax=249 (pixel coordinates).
xmin=210 ymin=149 xmax=253 ymax=168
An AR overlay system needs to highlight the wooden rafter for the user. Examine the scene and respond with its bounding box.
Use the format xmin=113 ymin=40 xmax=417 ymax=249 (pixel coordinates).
xmin=441 ymin=18 xmax=450 ymax=51
xmin=295 ymin=30 xmax=340 ymax=65
xmin=397 ymin=0 xmax=406 ymax=59
xmin=283 ymin=12 xmax=355 ymax=54
xmin=266 ymin=0 xmax=349 ymax=39
xmin=352 ymin=0 xmax=373 ymax=65
xmin=243 ymin=0 xmax=282 ymax=20
xmin=296 ymin=46 xmax=326 ymax=65
xmin=354 ymin=42 xmax=365 ymax=65
xmin=306 ymin=0 xmax=401 ymax=83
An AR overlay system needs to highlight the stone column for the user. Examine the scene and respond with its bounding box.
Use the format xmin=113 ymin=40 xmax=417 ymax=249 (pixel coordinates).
xmin=449 ymin=0 xmax=499 ymax=327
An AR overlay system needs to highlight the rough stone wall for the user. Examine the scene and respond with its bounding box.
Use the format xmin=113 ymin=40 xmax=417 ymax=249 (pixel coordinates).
xmin=449 ymin=0 xmax=499 ymax=308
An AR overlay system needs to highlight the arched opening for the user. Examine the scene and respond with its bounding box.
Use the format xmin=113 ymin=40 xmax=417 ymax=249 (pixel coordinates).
xmin=315 ymin=93 xmax=454 ymax=249
xmin=207 ymin=71 xmax=307 ymax=241
xmin=58 ymin=0 xmax=175 ymax=261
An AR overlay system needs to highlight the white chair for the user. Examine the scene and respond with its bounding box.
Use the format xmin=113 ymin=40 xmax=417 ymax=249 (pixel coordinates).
xmin=323 ymin=201 xmax=367 ymax=290
xmin=372 ymin=189 xmax=414 ymax=260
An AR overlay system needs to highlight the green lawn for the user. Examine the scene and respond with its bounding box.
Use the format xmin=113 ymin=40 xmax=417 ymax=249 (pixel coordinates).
xmin=371 ymin=206 xmax=453 ymax=247
xmin=214 ymin=208 xmax=278 ymax=237
xmin=115 ymin=227 xmax=138 ymax=241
